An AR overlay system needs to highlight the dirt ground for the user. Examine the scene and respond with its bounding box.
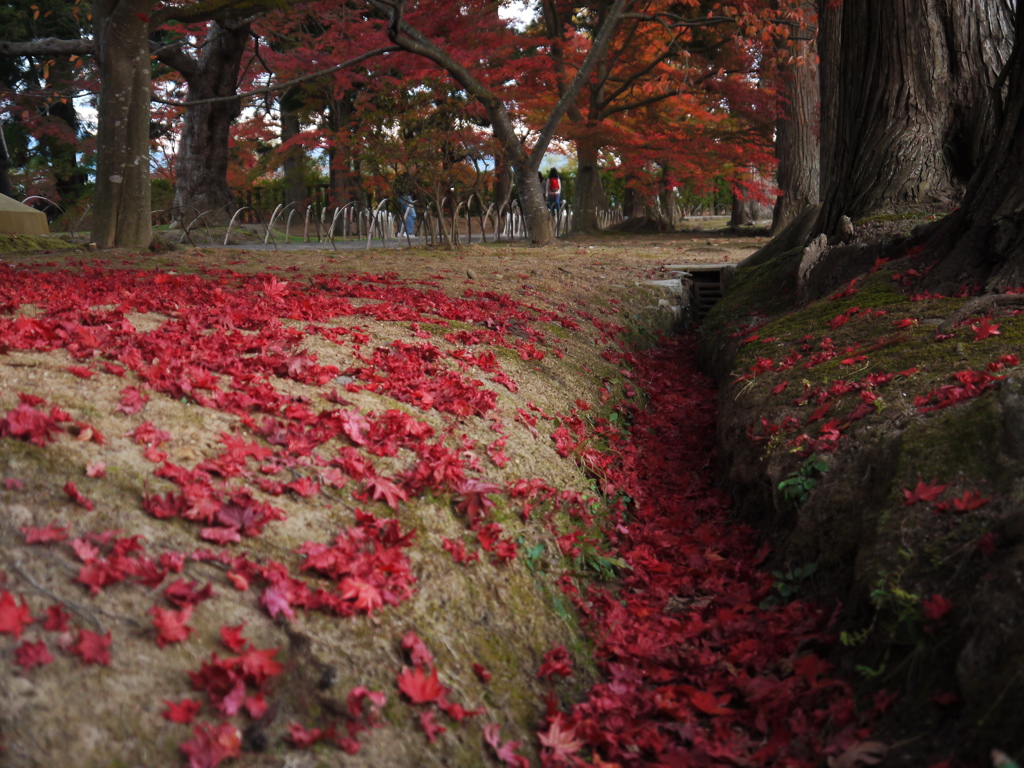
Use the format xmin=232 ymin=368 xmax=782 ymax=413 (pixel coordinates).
xmin=0 ymin=231 xmax=761 ymax=768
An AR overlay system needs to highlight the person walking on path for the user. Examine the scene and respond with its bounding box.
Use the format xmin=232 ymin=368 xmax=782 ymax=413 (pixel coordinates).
xmin=545 ymin=168 xmax=561 ymax=213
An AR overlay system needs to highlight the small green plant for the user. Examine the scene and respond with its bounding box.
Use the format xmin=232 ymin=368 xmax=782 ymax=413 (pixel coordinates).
xmin=840 ymin=626 xmax=872 ymax=647
xmin=521 ymin=540 xmax=546 ymax=572
xmin=772 ymin=562 xmax=818 ymax=598
xmin=573 ymin=541 xmax=629 ymax=581
xmin=778 ymin=455 xmax=829 ymax=508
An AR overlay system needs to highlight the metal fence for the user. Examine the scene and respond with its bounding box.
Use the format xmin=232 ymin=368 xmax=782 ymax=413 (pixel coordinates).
xmin=23 ymin=192 xmax=628 ymax=247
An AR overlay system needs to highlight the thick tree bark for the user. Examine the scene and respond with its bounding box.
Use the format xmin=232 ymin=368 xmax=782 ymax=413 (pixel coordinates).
xmin=573 ymin=135 xmax=608 ymax=233
xmin=923 ymin=9 xmax=1024 ymax=291
xmin=771 ymin=5 xmax=819 ymax=234
xmin=279 ymin=88 xmax=307 ymax=209
xmin=325 ymin=96 xmax=358 ymax=208
xmin=161 ymin=21 xmax=250 ymax=225
xmin=92 ymin=0 xmax=154 ymax=248
xmin=818 ymin=0 xmax=1013 ymax=233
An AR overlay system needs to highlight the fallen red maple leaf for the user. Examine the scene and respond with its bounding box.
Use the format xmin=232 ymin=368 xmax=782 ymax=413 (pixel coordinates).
xmin=441 ymin=537 xmax=479 ymax=564
xmin=0 ymin=402 xmax=61 ymax=445
xmin=361 ymin=475 xmax=407 ymax=511
xmin=164 ymin=579 xmax=215 ymax=608
xmin=219 ymin=623 xmax=248 ymax=653
xmin=952 ymin=489 xmax=990 ymax=512
xmin=971 ymin=316 xmax=1000 ymax=340
xmin=163 ymin=698 xmax=202 ymax=724
xmin=180 ymin=722 xmax=241 ymax=768
xmin=397 ymin=664 xmax=447 ymax=704
xmin=0 ymin=590 xmax=33 ymax=638
xmin=402 ymin=631 xmax=434 ymax=666
xmin=14 ymin=640 xmax=53 ymax=670
xmin=537 ymin=645 xmax=573 ymax=679
xmin=538 ymin=714 xmax=583 ymax=757
xmin=43 ymin=604 xmax=70 ymax=631
xmin=21 ymin=523 xmax=69 ymax=543
xmin=260 ymin=583 xmax=295 ymax=620
xmin=236 ymin=646 xmax=284 ymax=684
xmin=419 ymin=710 xmax=447 ymax=744
xmin=484 ymin=723 xmax=530 ymax=768
xmin=64 ymin=481 xmax=94 ymax=510
xmin=454 ymin=478 xmax=501 ymax=526
xmin=151 ymin=604 xmax=194 ymax=647
xmin=903 ymin=479 xmax=949 ymax=505
xmin=131 ymin=421 xmax=172 ymax=446
xmin=286 ymin=722 xmax=324 ymax=749
xmin=340 ymin=577 xmax=383 ymax=614
xmin=71 ymin=628 xmax=112 ymax=665
xmin=116 ymin=386 xmax=150 ymax=415
xmin=683 ymin=685 xmax=736 ymax=715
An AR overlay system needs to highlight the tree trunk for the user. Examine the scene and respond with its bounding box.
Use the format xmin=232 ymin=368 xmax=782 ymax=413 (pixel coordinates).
xmin=279 ymin=88 xmax=306 ymax=209
xmin=818 ymin=0 xmax=1012 ymax=232
xmin=91 ymin=0 xmax=154 ymax=248
xmin=923 ymin=9 xmax=1024 ymax=292
xmin=572 ymin=135 xmax=608 ymax=234
xmin=0 ymin=125 xmax=13 ymax=198
xmin=493 ymin=152 xmax=513 ymax=210
xmin=771 ymin=3 xmax=819 ymax=234
xmin=730 ymin=194 xmax=758 ymax=228
xmin=325 ymin=95 xmax=358 ymax=209
xmin=169 ymin=21 xmax=249 ymax=226
xmin=659 ymin=172 xmax=678 ymax=228
xmin=515 ymin=163 xmax=554 ymax=243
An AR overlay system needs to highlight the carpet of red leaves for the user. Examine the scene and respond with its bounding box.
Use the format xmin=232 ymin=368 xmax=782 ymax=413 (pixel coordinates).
xmin=531 ymin=336 xmax=875 ymax=767
xmin=0 ymin=260 xmax=875 ymax=766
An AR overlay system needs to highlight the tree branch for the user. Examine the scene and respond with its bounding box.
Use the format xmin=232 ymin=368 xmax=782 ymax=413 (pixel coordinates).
xmin=150 ymin=45 xmax=399 ymax=106
xmin=0 ymin=37 xmax=94 ymax=57
xmin=530 ymin=0 xmax=629 ymax=169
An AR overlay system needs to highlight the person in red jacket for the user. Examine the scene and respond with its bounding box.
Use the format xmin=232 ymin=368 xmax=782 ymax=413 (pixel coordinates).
xmin=545 ymin=168 xmax=561 ymax=212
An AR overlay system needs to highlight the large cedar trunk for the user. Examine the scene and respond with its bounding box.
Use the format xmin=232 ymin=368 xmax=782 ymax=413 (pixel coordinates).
xmin=923 ymin=10 xmax=1024 ymax=292
xmin=572 ymin=135 xmax=608 ymax=234
xmin=817 ymin=0 xmax=1012 ymax=232
xmin=170 ymin=22 xmax=249 ymax=225
xmin=771 ymin=3 xmax=819 ymax=234
xmin=92 ymin=0 xmax=154 ymax=248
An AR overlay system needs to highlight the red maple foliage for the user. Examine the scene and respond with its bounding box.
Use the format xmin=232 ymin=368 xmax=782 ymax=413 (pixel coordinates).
xmin=14 ymin=640 xmax=54 ymax=670
xmin=179 ymin=722 xmax=241 ymax=768
xmin=151 ymin=604 xmax=195 ymax=647
xmin=396 ymin=665 xmax=447 ymax=705
xmin=70 ymin=629 xmax=112 ymax=665
xmin=0 ymin=590 xmax=33 ymax=638
xmin=162 ymin=698 xmax=202 ymax=724
xmin=537 ymin=645 xmax=573 ymax=680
